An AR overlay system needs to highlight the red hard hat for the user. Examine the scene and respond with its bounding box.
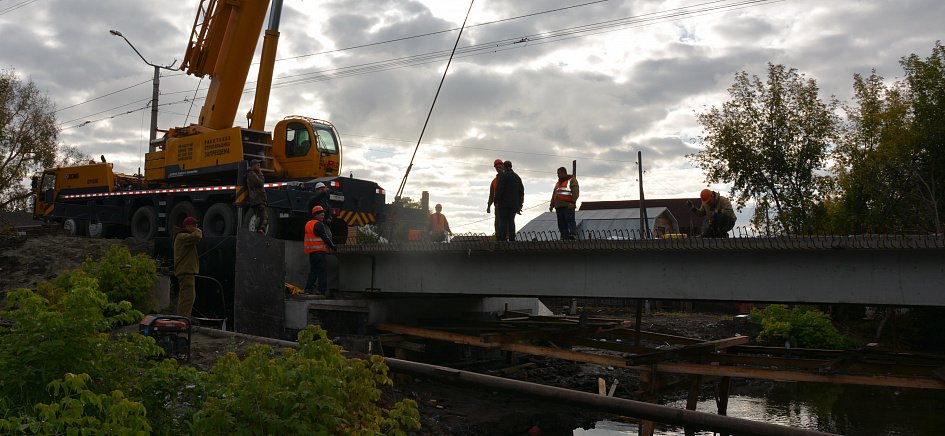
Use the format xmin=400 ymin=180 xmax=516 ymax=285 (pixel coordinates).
xmin=182 ymin=216 xmax=198 ymax=226
xmin=493 ymin=159 xmax=503 ymax=166
xmin=311 ymin=205 xmax=325 ymax=214
xmin=700 ymin=189 xmax=713 ymax=203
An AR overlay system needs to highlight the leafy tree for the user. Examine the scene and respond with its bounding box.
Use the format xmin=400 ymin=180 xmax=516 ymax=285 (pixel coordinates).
xmin=833 ymin=42 xmax=945 ymax=233
xmin=0 ymin=69 xmax=58 ymax=211
xmin=192 ymin=326 xmax=420 ymax=435
xmin=691 ymin=63 xmax=839 ymax=234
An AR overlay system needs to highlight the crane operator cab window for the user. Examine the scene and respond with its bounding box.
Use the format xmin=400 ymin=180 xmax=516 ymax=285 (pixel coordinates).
xmin=312 ymin=125 xmax=339 ymax=155
xmin=285 ymin=122 xmax=313 ymax=158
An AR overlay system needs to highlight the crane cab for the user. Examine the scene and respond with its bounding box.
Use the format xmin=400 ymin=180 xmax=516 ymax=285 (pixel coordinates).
xmin=270 ymin=116 xmax=342 ymax=180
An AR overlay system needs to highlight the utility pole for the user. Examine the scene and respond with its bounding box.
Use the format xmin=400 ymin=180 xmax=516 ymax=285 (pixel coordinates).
xmin=110 ymin=30 xmax=177 ymax=151
xmin=637 ymin=151 xmax=651 ymax=239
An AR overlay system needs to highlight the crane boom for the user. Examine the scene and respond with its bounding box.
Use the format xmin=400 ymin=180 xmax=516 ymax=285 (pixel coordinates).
xmin=180 ymin=0 xmax=271 ymax=130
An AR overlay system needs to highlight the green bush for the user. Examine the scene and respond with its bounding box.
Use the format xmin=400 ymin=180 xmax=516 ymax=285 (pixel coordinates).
xmin=80 ymin=245 xmax=157 ymax=311
xmin=750 ymin=304 xmax=846 ymax=349
xmin=192 ymin=326 xmax=420 ymax=435
xmin=0 ymin=277 xmax=152 ymax=410
xmin=0 ymin=373 xmax=151 ymax=435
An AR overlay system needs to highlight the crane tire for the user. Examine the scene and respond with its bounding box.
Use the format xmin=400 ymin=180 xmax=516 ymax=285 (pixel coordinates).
xmin=203 ymin=203 xmax=236 ymax=237
xmin=130 ymin=206 xmax=158 ymax=240
xmin=168 ymin=201 xmax=200 ymax=232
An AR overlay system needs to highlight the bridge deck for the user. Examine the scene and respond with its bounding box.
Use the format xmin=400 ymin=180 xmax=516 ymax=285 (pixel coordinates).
xmin=332 ymin=235 xmax=945 ymax=306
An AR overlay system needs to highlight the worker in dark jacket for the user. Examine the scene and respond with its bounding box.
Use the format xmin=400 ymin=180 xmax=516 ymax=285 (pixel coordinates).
xmin=549 ymin=166 xmax=579 ymax=240
xmin=494 ymin=160 xmax=524 ymax=241
xmin=303 ymin=206 xmax=337 ymax=296
xmin=486 ymin=158 xmax=504 ymax=236
xmin=311 ymin=181 xmax=333 ymax=224
xmin=246 ymin=159 xmax=268 ymax=233
xmin=174 ymin=216 xmax=203 ymax=317
xmin=688 ymin=189 xmax=737 ymax=237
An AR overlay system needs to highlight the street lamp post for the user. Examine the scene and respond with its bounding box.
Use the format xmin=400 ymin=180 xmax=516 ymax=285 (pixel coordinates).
xmin=109 ymin=30 xmax=176 ymax=151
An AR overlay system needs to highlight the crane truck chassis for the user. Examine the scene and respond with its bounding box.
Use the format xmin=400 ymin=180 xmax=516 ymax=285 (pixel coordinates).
xmin=31 ymin=162 xmax=385 ymax=242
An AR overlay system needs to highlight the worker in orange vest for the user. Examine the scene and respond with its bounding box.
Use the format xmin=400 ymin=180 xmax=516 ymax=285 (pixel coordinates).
xmin=486 ymin=158 xmax=504 ymax=238
xmin=429 ymin=203 xmax=453 ymax=242
xmin=549 ymin=166 xmax=579 ymax=240
xmin=303 ymin=206 xmax=337 ymax=296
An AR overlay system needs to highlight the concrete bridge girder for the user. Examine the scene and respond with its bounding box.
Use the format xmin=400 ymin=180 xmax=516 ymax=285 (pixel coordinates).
xmin=332 ymin=245 xmax=945 ymax=306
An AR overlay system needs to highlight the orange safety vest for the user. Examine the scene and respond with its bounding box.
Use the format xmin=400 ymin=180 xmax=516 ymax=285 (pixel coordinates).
xmin=553 ymin=177 xmax=574 ymax=202
xmin=431 ymin=213 xmax=447 ymax=233
xmin=303 ymin=219 xmax=328 ymax=253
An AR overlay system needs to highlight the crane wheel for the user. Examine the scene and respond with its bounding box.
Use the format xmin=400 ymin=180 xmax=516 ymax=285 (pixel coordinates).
xmin=130 ymin=206 xmax=158 ymax=240
xmin=62 ymin=218 xmax=87 ymax=237
xmin=203 ymin=203 xmax=236 ymax=237
xmin=168 ymin=201 xmax=200 ymax=232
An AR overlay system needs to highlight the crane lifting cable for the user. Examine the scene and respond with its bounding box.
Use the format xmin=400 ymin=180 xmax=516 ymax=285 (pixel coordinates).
xmin=394 ymin=0 xmax=476 ymax=202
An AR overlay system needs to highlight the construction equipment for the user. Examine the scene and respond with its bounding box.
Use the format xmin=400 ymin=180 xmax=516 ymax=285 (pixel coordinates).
xmin=139 ymin=314 xmax=192 ymax=361
xmin=31 ymin=0 xmax=384 ymax=242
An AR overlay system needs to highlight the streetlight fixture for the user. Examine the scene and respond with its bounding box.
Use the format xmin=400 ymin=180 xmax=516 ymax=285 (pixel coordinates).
xmin=110 ymin=29 xmax=177 ymax=150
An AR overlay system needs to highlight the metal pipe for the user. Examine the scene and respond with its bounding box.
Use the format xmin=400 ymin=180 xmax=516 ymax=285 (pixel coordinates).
xmin=384 ymin=358 xmax=833 ymax=436
xmin=190 ymin=326 xmax=831 ymax=435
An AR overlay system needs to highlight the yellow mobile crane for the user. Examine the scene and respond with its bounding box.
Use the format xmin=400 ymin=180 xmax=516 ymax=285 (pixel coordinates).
xmin=32 ymin=0 xmax=384 ymax=240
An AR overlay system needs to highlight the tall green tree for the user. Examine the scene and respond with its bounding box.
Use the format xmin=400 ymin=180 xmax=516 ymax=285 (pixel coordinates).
xmin=0 ymin=69 xmax=59 ymax=211
xmin=834 ymin=42 xmax=945 ymax=233
xmin=691 ymin=64 xmax=839 ymax=233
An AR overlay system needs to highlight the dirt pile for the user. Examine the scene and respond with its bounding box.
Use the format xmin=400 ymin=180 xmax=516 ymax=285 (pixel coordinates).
xmin=0 ymin=234 xmax=153 ymax=293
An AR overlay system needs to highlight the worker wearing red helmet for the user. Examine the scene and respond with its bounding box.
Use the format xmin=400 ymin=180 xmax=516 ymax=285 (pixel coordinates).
xmin=174 ymin=215 xmax=203 ymax=317
xmin=429 ymin=203 xmax=453 ymax=242
xmin=303 ymin=205 xmax=337 ymax=296
xmin=688 ymin=189 xmax=737 ymax=237
xmin=486 ymin=159 xmax=504 ymax=237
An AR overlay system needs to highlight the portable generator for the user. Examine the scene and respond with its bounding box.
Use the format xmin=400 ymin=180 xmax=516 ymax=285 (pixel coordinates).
xmin=139 ymin=315 xmax=192 ymax=362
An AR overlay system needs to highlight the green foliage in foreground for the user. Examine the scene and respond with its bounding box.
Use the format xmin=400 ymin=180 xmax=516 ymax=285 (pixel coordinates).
xmin=80 ymin=245 xmax=157 ymax=312
xmin=749 ymin=304 xmax=846 ymax=349
xmin=0 ymin=250 xmax=420 ymax=434
xmin=0 ymin=373 xmax=151 ymax=435
xmin=193 ymin=327 xmax=420 ymax=435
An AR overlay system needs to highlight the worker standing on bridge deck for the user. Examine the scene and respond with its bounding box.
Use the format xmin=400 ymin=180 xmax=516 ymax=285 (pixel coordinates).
xmin=550 ymin=166 xmax=579 ymax=240
xmin=246 ymin=159 xmax=268 ymax=233
xmin=495 ymin=160 xmax=524 ymax=241
xmin=174 ymin=216 xmax=203 ymax=317
xmin=429 ymin=203 xmax=453 ymax=242
xmin=486 ymin=158 xmax=504 ymax=238
xmin=312 ymin=182 xmax=333 ymax=225
xmin=688 ymin=189 xmax=736 ymax=238
xmin=304 ymin=206 xmax=337 ymax=296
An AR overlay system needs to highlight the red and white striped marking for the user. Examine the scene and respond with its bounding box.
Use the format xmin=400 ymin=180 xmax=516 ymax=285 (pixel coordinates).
xmin=60 ymin=182 xmax=289 ymax=199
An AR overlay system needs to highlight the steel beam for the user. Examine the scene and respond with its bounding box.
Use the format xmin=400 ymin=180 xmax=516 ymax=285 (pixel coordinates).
xmin=335 ymin=237 xmax=945 ymax=306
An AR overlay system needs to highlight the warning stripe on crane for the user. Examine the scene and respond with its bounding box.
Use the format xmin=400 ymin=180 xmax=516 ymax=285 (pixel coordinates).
xmin=60 ymin=183 xmax=290 ymax=199
xmin=338 ymin=210 xmax=375 ymax=226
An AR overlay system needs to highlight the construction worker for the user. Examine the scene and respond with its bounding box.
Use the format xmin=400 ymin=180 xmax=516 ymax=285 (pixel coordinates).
xmin=494 ymin=160 xmax=524 ymax=241
xmin=549 ymin=166 xmax=579 ymax=240
xmin=429 ymin=203 xmax=453 ymax=242
xmin=174 ymin=216 xmax=203 ymax=317
xmin=246 ymin=159 xmax=268 ymax=233
xmin=486 ymin=158 xmax=504 ymax=238
xmin=312 ymin=181 xmax=333 ymax=224
xmin=303 ymin=205 xmax=337 ymax=296
xmin=688 ymin=189 xmax=737 ymax=237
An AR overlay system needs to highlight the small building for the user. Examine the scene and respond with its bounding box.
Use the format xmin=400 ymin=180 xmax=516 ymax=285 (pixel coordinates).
xmin=518 ymin=207 xmax=679 ymax=240
xmin=580 ymin=199 xmax=705 ymax=236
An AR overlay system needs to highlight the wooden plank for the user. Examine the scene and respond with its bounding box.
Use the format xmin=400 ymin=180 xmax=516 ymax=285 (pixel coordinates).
xmin=655 ymin=362 xmax=945 ymax=390
xmin=627 ymin=336 xmax=749 ymax=365
xmin=377 ymin=323 xmax=631 ymax=368
xmin=609 ymin=328 xmax=704 ymax=345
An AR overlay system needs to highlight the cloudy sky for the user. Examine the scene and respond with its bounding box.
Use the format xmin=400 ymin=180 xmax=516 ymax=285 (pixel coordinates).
xmin=2 ymin=0 xmax=942 ymax=233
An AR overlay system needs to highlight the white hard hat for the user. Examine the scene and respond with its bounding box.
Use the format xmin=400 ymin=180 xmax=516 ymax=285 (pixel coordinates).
xmin=314 ymin=182 xmax=327 ymax=189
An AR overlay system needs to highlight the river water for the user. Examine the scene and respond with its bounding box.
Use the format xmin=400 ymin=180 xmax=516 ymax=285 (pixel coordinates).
xmin=574 ymin=381 xmax=945 ymax=435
